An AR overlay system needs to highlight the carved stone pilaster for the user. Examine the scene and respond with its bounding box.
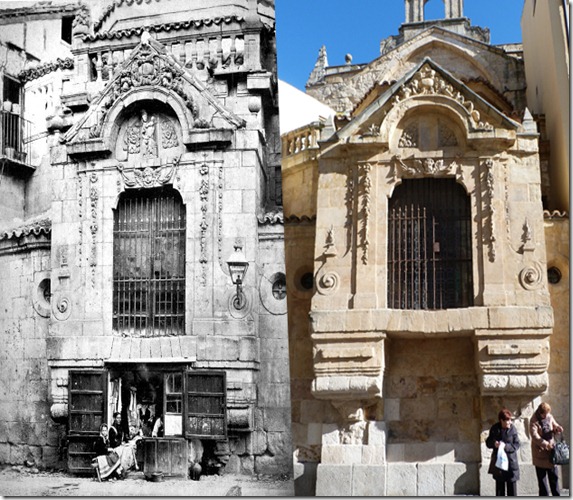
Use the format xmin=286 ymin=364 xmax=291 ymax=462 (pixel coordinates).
xmin=357 ymin=163 xmax=372 ymax=265
xmin=484 ymin=158 xmax=496 ymax=262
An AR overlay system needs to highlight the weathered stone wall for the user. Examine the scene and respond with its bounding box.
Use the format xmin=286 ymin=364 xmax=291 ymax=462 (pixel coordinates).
xmin=0 ymin=244 xmax=63 ymax=468
xmin=544 ymin=215 xmax=570 ymax=435
xmin=384 ymin=337 xmax=480 ymax=467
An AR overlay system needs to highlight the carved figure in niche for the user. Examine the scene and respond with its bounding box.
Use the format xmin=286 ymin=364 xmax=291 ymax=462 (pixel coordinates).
xmin=141 ymin=110 xmax=157 ymax=158
xmin=161 ymin=119 xmax=179 ymax=149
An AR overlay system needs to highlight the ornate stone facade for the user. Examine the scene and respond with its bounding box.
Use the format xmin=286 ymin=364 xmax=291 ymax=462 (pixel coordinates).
xmin=0 ymin=0 xmax=291 ymax=481
xmin=282 ymin=3 xmax=565 ymax=496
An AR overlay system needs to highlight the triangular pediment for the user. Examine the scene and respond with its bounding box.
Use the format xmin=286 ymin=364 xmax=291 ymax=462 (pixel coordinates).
xmin=65 ymin=34 xmax=245 ymax=151
xmin=332 ymin=58 xmax=520 ymax=147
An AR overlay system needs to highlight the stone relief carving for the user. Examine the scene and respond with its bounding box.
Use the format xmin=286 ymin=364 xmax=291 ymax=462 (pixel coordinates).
xmin=217 ymin=162 xmax=224 ymax=270
xmin=323 ymin=226 xmax=338 ymax=258
xmin=316 ymin=271 xmax=340 ymax=296
xmin=88 ymin=40 xmax=206 ymax=140
xmin=52 ymin=294 xmax=72 ymax=321
xmin=393 ymin=155 xmax=459 ymax=177
xmin=340 ymin=421 xmax=367 ymax=445
xmin=399 ymin=122 xmax=418 ymax=147
xmin=392 ymin=64 xmax=494 ymax=131
xmin=519 ymin=262 xmax=544 ymax=290
xmin=89 ymin=173 xmax=98 ymax=287
xmin=161 ymin=119 xmax=179 ymax=149
xmin=122 ymin=109 xmax=163 ymax=158
xmin=77 ymin=174 xmax=83 ymax=262
xmin=117 ymin=155 xmax=181 ymax=189
xmin=345 ymin=161 xmax=354 ymax=257
xmin=360 ymin=123 xmax=381 ymax=138
xmin=358 ymin=163 xmax=372 ymax=265
xmin=199 ymin=163 xmax=209 ymax=287
xmin=484 ymin=159 xmax=496 ymax=262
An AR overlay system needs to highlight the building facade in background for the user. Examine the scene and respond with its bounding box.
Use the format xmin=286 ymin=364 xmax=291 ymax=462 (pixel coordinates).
xmin=282 ymin=0 xmax=569 ymax=495
xmin=0 ymin=0 xmax=292 ymax=480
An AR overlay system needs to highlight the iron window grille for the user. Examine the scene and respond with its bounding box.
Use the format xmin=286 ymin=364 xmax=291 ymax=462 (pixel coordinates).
xmin=388 ymin=178 xmax=473 ymax=310
xmin=113 ymin=186 xmax=185 ymax=336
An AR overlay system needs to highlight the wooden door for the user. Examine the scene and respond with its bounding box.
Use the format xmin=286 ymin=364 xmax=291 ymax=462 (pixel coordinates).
xmin=185 ymin=371 xmax=226 ymax=439
xmin=142 ymin=437 xmax=188 ymax=478
xmin=67 ymin=370 xmax=107 ymax=474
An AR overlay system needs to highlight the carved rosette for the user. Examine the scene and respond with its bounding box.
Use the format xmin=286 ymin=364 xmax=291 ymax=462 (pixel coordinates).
xmin=52 ymin=294 xmax=72 ymax=321
xmin=519 ymin=262 xmax=544 ymax=290
xmin=392 ymin=64 xmax=494 ymax=131
xmin=315 ymin=271 xmax=340 ymax=296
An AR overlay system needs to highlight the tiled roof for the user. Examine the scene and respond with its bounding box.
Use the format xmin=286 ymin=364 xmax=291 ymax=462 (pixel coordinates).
xmin=258 ymin=208 xmax=284 ymax=225
xmin=0 ymin=217 xmax=52 ymax=241
xmin=88 ymin=14 xmax=245 ymax=41
xmin=284 ymin=214 xmax=316 ymax=224
xmin=544 ymin=210 xmax=569 ymax=219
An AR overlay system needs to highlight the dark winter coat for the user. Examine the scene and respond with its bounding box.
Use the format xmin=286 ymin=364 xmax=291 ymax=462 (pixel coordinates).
xmin=486 ymin=422 xmax=520 ymax=482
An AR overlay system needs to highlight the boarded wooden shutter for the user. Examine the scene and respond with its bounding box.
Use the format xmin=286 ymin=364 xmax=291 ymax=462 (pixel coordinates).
xmin=185 ymin=371 xmax=226 ymax=440
xmin=67 ymin=370 xmax=107 ymax=474
xmin=142 ymin=437 xmax=188 ymax=478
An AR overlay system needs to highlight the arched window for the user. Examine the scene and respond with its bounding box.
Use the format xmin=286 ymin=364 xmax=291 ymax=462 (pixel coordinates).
xmin=387 ymin=178 xmax=473 ymax=310
xmin=113 ymin=186 xmax=185 ymax=335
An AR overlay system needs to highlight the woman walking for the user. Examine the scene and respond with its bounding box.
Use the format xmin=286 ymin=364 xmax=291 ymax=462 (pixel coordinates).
xmin=530 ymin=402 xmax=564 ymax=496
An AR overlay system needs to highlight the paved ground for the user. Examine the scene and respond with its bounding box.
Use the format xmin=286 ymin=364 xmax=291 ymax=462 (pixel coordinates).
xmin=0 ymin=465 xmax=295 ymax=497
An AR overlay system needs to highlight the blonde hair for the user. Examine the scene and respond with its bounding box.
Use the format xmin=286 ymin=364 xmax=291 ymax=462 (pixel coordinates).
xmin=537 ymin=402 xmax=551 ymax=415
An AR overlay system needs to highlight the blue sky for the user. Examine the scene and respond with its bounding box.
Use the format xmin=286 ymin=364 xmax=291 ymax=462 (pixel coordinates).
xmin=276 ymin=0 xmax=525 ymax=90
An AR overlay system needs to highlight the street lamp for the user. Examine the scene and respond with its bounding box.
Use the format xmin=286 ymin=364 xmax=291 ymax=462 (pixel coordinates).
xmin=226 ymin=243 xmax=249 ymax=310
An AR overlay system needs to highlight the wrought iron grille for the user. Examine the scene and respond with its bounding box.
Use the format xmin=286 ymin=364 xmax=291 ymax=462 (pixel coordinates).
xmin=113 ymin=187 xmax=185 ymax=336
xmin=387 ymin=178 xmax=473 ymax=310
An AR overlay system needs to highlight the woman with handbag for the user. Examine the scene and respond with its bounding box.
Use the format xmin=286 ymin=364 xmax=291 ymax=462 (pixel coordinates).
xmin=530 ymin=402 xmax=564 ymax=496
xmin=486 ymin=408 xmax=521 ymax=496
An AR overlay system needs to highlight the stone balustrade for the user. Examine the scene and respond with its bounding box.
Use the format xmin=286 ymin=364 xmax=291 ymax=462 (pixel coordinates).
xmin=281 ymin=122 xmax=322 ymax=157
xmin=87 ymin=34 xmax=246 ymax=82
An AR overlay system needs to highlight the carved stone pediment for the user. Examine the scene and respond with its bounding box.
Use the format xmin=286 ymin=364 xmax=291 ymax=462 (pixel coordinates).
xmin=65 ymin=34 xmax=245 ymax=157
xmin=340 ymin=59 xmax=519 ymax=148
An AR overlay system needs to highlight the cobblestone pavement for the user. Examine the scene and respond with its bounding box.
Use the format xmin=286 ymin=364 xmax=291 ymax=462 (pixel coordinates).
xmin=0 ymin=465 xmax=295 ymax=497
